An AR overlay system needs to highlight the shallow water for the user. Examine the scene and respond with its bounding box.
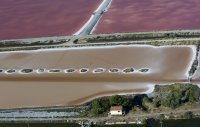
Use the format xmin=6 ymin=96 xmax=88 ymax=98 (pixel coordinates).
xmin=0 ymin=45 xmax=195 ymax=108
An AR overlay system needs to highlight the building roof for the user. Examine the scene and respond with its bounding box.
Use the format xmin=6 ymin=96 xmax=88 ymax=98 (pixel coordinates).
xmin=110 ymin=106 xmax=123 ymax=111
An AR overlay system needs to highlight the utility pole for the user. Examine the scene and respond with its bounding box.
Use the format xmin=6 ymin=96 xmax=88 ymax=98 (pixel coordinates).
xmin=160 ymin=120 xmax=163 ymax=127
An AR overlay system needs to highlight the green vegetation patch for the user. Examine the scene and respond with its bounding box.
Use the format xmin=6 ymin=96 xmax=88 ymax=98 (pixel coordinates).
xmin=87 ymin=84 xmax=200 ymax=117
xmin=153 ymin=84 xmax=200 ymax=109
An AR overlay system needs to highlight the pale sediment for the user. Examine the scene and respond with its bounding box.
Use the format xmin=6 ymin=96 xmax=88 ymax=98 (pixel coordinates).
xmin=190 ymin=45 xmax=200 ymax=83
xmin=185 ymin=45 xmax=197 ymax=77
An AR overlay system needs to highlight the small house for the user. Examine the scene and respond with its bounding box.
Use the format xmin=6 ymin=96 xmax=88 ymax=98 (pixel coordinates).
xmin=109 ymin=106 xmax=124 ymax=116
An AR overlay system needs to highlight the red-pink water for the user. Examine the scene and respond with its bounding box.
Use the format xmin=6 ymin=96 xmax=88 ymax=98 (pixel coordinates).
xmin=0 ymin=0 xmax=102 ymax=40
xmin=94 ymin=0 xmax=200 ymax=34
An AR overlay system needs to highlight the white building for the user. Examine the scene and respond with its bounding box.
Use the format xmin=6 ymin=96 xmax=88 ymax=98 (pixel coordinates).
xmin=109 ymin=106 xmax=124 ymax=116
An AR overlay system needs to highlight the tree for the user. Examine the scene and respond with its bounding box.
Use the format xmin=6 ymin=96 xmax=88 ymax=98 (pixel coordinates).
xmin=158 ymin=114 xmax=165 ymax=120
xmin=187 ymin=88 xmax=197 ymax=103
xmin=153 ymin=97 xmax=161 ymax=108
xmin=141 ymin=118 xmax=151 ymax=127
xmin=109 ymin=95 xmax=124 ymax=106
xmin=99 ymin=98 xmax=110 ymax=112
xmin=109 ymin=95 xmax=132 ymax=108
xmin=161 ymin=90 xmax=181 ymax=109
xmin=184 ymin=111 xmax=193 ymax=119
xmin=122 ymin=97 xmax=132 ymax=108
xmin=91 ymin=108 xmax=99 ymax=115
xmin=141 ymin=118 xmax=148 ymax=125
xmin=91 ymin=100 xmax=101 ymax=115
